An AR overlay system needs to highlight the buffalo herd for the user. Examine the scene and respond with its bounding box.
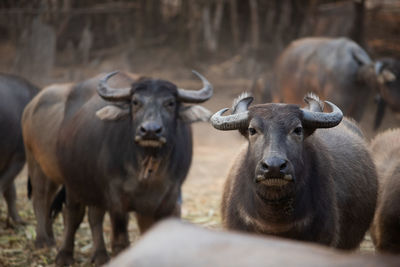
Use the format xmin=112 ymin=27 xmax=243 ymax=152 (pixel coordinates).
xmin=0 ymin=36 xmax=400 ymax=266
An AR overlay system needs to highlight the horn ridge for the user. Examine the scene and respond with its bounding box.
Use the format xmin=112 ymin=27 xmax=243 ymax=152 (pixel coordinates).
xmin=301 ymin=101 xmax=343 ymax=129
xmin=210 ymin=108 xmax=250 ymax=131
xmin=97 ymin=71 xmax=132 ymax=101
xmin=177 ymin=70 xmax=213 ymax=103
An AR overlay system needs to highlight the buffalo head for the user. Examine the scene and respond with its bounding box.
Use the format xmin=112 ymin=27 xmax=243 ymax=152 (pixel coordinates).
xmin=211 ymin=93 xmax=342 ymax=200
xmin=95 ymin=71 xmax=213 ymax=147
xmin=373 ymin=59 xmax=399 ymax=129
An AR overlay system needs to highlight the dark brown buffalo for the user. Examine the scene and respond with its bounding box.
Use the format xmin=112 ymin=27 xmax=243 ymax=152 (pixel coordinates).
xmin=22 ymin=71 xmax=212 ymax=265
xmin=271 ymin=37 xmax=396 ymax=125
xmin=0 ymin=73 xmax=38 ymax=225
xmin=210 ymin=93 xmax=377 ymax=249
xmin=108 ymin=219 xmax=399 ymax=267
xmin=370 ymin=128 xmax=400 ymax=253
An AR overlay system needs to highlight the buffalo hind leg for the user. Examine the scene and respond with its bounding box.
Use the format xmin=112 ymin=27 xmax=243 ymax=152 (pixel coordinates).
xmin=88 ymin=206 xmax=109 ymax=266
xmin=55 ymin=198 xmax=85 ymax=266
xmin=0 ymin=154 xmax=25 ymax=226
xmin=109 ymin=212 xmax=129 ymax=255
xmin=28 ymin=154 xmax=59 ymax=248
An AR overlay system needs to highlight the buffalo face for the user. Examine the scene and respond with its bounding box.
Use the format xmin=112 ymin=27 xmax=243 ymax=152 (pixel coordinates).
xmin=95 ymin=71 xmax=213 ymax=148
xmin=373 ymin=59 xmax=399 ymax=129
xmin=376 ymin=59 xmax=400 ymax=112
xmin=211 ymin=93 xmax=342 ymax=200
xmin=247 ymin=105 xmax=308 ymax=200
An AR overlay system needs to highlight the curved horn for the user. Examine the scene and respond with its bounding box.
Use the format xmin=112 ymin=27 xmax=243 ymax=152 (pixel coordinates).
xmin=301 ymin=101 xmax=343 ymax=129
xmin=177 ymin=70 xmax=213 ymax=103
xmin=374 ymin=61 xmax=384 ymax=74
xmin=211 ymin=108 xmax=250 ymax=131
xmin=97 ymin=71 xmax=132 ymax=101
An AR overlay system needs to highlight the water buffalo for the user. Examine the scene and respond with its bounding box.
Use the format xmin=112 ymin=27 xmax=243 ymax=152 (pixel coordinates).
xmin=271 ymin=37 xmax=396 ymax=125
xmin=210 ymin=93 xmax=377 ymax=249
xmin=22 ymin=71 xmax=213 ymax=265
xmin=374 ymin=58 xmax=400 ymax=129
xmin=0 ymin=73 xmax=38 ymax=225
xmin=108 ymin=219 xmax=399 ymax=267
xmin=370 ymin=128 xmax=400 ymax=253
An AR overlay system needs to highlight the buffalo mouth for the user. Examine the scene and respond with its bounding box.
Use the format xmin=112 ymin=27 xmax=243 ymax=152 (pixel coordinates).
xmin=255 ymin=174 xmax=294 ymax=187
xmin=134 ymin=136 xmax=167 ymax=147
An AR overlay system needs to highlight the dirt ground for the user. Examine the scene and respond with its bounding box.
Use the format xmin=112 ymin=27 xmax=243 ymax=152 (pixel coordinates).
xmin=0 ymin=66 xmax=398 ymax=266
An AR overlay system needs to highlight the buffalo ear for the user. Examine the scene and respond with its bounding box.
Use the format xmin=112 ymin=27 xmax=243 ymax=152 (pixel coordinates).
xmin=96 ymin=105 xmax=130 ymax=121
xmin=375 ymin=61 xmax=396 ymax=84
xmin=380 ymin=69 xmax=396 ymax=83
xmin=179 ymin=105 xmax=212 ymax=123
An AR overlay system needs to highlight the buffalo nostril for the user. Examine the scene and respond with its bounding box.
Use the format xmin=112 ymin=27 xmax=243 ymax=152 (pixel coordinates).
xmin=262 ymin=157 xmax=288 ymax=174
xmin=155 ymin=127 xmax=162 ymax=134
xmin=280 ymin=162 xmax=287 ymax=170
xmin=261 ymin=162 xmax=269 ymax=170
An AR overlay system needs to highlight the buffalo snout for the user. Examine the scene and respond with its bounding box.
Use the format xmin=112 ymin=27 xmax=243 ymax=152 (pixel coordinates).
xmin=255 ymin=156 xmax=293 ymax=184
xmin=140 ymin=121 xmax=163 ymax=136
xmin=135 ymin=121 xmax=166 ymax=147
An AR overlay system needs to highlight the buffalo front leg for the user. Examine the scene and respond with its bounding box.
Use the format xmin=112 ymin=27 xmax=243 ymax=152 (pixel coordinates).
xmin=55 ymin=198 xmax=85 ymax=266
xmin=135 ymin=214 xmax=156 ymax=234
xmin=109 ymin=212 xmax=129 ymax=256
xmin=3 ymin=182 xmax=23 ymax=226
xmin=136 ymin=194 xmax=182 ymax=234
xmin=88 ymin=206 xmax=109 ymax=266
xmin=135 ymin=204 xmax=180 ymax=234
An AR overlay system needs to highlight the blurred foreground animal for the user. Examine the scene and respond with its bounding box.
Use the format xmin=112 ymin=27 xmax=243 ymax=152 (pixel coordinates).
xmin=370 ymin=128 xmax=400 ymax=253
xmin=107 ymin=219 xmax=399 ymax=267
xmin=211 ymin=93 xmax=377 ymax=249
xmin=271 ymin=37 xmax=397 ymax=128
xmin=22 ymin=71 xmax=213 ymax=265
xmin=0 ymin=73 xmax=38 ymax=225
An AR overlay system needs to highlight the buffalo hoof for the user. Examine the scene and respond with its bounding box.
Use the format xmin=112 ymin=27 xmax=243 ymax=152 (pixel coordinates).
xmin=91 ymin=249 xmax=110 ymax=266
xmin=34 ymin=237 xmax=55 ymax=249
xmin=56 ymin=250 xmax=74 ymax=266
xmin=5 ymin=216 xmax=26 ymax=229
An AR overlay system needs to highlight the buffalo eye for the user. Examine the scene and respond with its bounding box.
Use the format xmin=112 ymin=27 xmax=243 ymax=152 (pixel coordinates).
xmin=132 ymin=99 xmax=140 ymax=106
xmin=165 ymin=100 xmax=176 ymax=108
xmin=293 ymin=126 xmax=303 ymax=136
xmin=248 ymin=127 xmax=257 ymax=136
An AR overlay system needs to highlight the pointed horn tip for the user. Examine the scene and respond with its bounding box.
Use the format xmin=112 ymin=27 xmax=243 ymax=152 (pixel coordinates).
xmin=191 ymin=70 xmax=211 ymax=84
xmin=325 ymin=101 xmax=343 ymax=115
xmin=210 ymin=108 xmax=230 ymax=130
xmin=104 ymin=70 xmax=120 ymax=79
xmin=210 ymin=108 xmax=229 ymax=123
xmin=212 ymin=108 xmax=229 ymax=118
xmin=99 ymin=71 xmax=120 ymax=87
xmin=191 ymin=70 xmax=203 ymax=77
